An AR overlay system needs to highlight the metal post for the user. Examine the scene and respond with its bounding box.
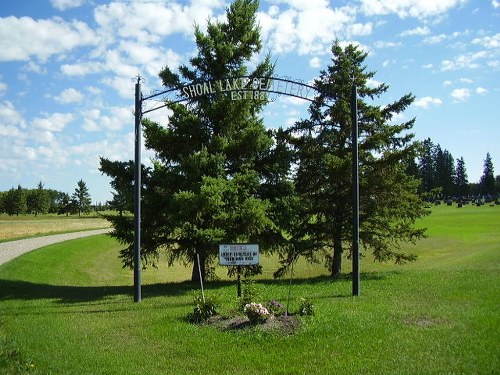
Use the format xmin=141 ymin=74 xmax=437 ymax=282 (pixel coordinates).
xmin=351 ymin=81 xmax=360 ymax=296
xmin=134 ymin=76 xmax=142 ymax=302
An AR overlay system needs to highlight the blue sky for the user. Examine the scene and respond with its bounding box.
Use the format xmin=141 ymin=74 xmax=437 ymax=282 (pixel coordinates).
xmin=0 ymin=0 xmax=499 ymax=203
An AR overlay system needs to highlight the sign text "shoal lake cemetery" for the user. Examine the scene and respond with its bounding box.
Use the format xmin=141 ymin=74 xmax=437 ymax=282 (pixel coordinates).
xmin=181 ymin=77 xmax=315 ymax=102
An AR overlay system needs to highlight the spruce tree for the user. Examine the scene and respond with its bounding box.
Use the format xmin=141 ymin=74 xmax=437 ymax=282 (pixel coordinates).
xmin=480 ymin=152 xmax=495 ymax=195
xmin=101 ymin=0 xmax=276 ymax=281
xmin=455 ymin=157 xmax=469 ymax=197
xmin=286 ymin=41 xmax=427 ymax=277
xmin=72 ymin=179 xmax=92 ymax=217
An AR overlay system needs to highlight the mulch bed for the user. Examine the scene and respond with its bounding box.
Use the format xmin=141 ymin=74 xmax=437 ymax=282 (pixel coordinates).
xmin=205 ymin=314 xmax=302 ymax=335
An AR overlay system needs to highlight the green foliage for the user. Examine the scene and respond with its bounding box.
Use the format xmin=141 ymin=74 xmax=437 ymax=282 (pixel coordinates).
xmin=297 ymin=297 xmax=315 ymax=316
xmin=237 ymin=279 xmax=260 ymax=312
xmin=243 ymin=302 xmax=270 ymax=324
xmin=71 ymin=179 xmax=92 ymax=217
xmin=265 ymin=299 xmax=286 ymax=316
xmin=187 ymin=293 xmax=218 ymax=324
xmin=285 ymin=41 xmax=427 ymax=277
xmin=480 ymin=152 xmax=495 ymax=195
xmin=101 ymin=0 xmax=279 ymax=281
xmin=0 ymin=208 xmax=499 ymax=374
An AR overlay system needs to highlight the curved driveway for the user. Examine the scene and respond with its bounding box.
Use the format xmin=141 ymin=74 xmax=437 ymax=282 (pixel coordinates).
xmin=0 ymin=229 xmax=111 ymax=266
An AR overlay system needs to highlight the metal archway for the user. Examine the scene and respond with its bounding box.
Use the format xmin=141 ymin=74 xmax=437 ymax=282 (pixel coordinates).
xmin=132 ymin=75 xmax=359 ymax=302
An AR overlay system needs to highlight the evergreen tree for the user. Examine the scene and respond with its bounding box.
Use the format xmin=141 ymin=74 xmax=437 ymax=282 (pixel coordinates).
xmin=286 ymin=41 xmax=427 ymax=277
xmin=29 ymin=181 xmax=50 ymax=216
xmin=0 ymin=191 xmax=5 ymax=213
xmin=434 ymin=145 xmax=455 ymax=197
xmin=480 ymin=152 xmax=495 ymax=195
xmin=418 ymin=138 xmax=435 ymax=194
xmin=72 ymin=179 xmax=92 ymax=217
xmin=455 ymin=157 xmax=469 ymax=197
xmin=56 ymin=192 xmax=73 ymax=216
xmin=101 ymin=0 xmax=276 ymax=281
xmin=6 ymin=185 xmax=27 ymax=216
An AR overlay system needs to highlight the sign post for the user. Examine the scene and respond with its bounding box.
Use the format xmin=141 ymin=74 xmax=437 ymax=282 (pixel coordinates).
xmin=219 ymin=244 xmax=259 ymax=297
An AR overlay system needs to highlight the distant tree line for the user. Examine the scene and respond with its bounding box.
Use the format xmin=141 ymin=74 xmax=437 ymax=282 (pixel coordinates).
xmin=0 ymin=179 xmax=104 ymax=217
xmin=410 ymin=138 xmax=499 ymax=201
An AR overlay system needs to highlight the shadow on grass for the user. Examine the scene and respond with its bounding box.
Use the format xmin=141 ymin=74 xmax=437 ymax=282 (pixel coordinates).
xmin=0 ymin=271 xmax=397 ymax=305
xmin=0 ymin=279 xmax=196 ymax=304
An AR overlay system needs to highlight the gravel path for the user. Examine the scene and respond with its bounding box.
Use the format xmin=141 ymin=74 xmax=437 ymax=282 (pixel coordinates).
xmin=0 ymin=229 xmax=111 ymax=266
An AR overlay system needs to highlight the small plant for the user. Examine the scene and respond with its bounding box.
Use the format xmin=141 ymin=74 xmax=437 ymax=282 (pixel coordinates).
xmin=187 ymin=293 xmax=218 ymax=323
xmin=244 ymin=302 xmax=270 ymax=324
xmin=297 ymin=297 xmax=315 ymax=316
xmin=237 ymin=279 xmax=260 ymax=312
xmin=266 ymin=299 xmax=286 ymax=316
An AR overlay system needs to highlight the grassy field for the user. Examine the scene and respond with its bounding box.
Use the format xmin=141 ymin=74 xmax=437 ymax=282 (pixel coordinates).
xmin=0 ymin=205 xmax=499 ymax=374
xmin=0 ymin=214 xmax=111 ymax=242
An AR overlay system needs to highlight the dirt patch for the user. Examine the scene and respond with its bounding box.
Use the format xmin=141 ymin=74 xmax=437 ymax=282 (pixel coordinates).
xmin=403 ymin=316 xmax=449 ymax=328
xmin=206 ymin=314 xmax=302 ymax=335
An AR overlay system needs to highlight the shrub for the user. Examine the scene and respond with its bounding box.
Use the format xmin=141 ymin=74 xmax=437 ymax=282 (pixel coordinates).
xmin=297 ymin=297 xmax=315 ymax=316
xmin=237 ymin=280 xmax=260 ymax=312
xmin=266 ymin=300 xmax=286 ymax=316
xmin=187 ymin=293 xmax=218 ymax=323
xmin=244 ymin=302 xmax=270 ymax=324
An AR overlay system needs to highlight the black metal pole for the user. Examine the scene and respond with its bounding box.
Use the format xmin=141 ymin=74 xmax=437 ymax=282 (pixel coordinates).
xmin=134 ymin=76 xmax=142 ymax=302
xmin=351 ymin=81 xmax=360 ymax=296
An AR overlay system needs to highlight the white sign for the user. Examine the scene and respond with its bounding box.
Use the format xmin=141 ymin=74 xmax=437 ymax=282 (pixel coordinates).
xmin=219 ymin=244 xmax=259 ymax=266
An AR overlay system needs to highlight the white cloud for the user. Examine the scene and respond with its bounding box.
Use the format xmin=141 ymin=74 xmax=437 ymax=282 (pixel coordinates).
xmin=367 ymin=78 xmax=383 ymax=88
xmin=348 ymin=22 xmax=373 ymax=36
xmin=399 ymin=26 xmax=431 ymax=37
xmin=55 ymin=88 xmax=84 ymax=104
xmin=61 ymin=62 xmax=104 ymax=76
xmin=382 ymin=59 xmax=396 ymax=67
xmin=0 ymin=101 xmax=26 ymax=129
xmin=0 ymin=16 xmax=98 ymax=62
xmin=93 ymin=1 xmax=224 ymax=44
xmin=450 ymin=88 xmax=471 ymax=102
xmin=492 ymin=1 xmax=500 ymax=9
xmin=476 ymin=87 xmax=488 ymax=94
xmin=309 ymin=57 xmax=322 ymax=68
xmin=0 ymin=81 xmax=6 ymax=96
xmin=360 ymin=0 xmax=468 ymax=19
xmin=414 ymin=96 xmax=443 ymax=109
xmin=441 ymin=51 xmax=488 ymax=71
xmin=50 ymin=0 xmax=85 ymax=11
xmin=472 ymin=33 xmax=500 ymax=49
xmin=33 ymin=112 xmax=73 ymax=132
xmin=258 ymin=3 xmax=357 ymax=55
xmin=373 ymin=41 xmax=402 ymax=49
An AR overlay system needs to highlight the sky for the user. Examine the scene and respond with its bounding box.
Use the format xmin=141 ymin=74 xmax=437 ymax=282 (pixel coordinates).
xmin=0 ymin=0 xmax=499 ymax=203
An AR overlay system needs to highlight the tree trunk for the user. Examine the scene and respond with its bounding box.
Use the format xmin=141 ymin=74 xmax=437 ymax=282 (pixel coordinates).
xmin=331 ymin=222 xmax=344 ymax=277
xmin=191 ymin=252 xmax=206 ymax=283
xmin=331 ymin=237 xmax=343 ymax=277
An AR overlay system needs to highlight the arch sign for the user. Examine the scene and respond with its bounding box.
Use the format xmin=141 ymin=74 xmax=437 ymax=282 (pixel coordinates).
xmin=141 ymin=75 xmax=318 ymax=114
xmin=132 ymin=75 xmax=360 ymax=302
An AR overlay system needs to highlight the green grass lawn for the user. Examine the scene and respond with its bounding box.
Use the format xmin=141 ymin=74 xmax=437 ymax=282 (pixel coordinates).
xmin=0 ymin=204 xmax=499 ymax=374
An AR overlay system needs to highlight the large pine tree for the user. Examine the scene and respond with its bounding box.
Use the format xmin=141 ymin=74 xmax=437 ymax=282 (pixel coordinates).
xmin=286 ymin=41 xmax=428 ymax=277
xmin=480 ymin=152 xmax=495 ymax=195
xmin=101 ymin=0 xmax=277 ymax=281
xmin=455 ymin=157 xmax=469 ymax=197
